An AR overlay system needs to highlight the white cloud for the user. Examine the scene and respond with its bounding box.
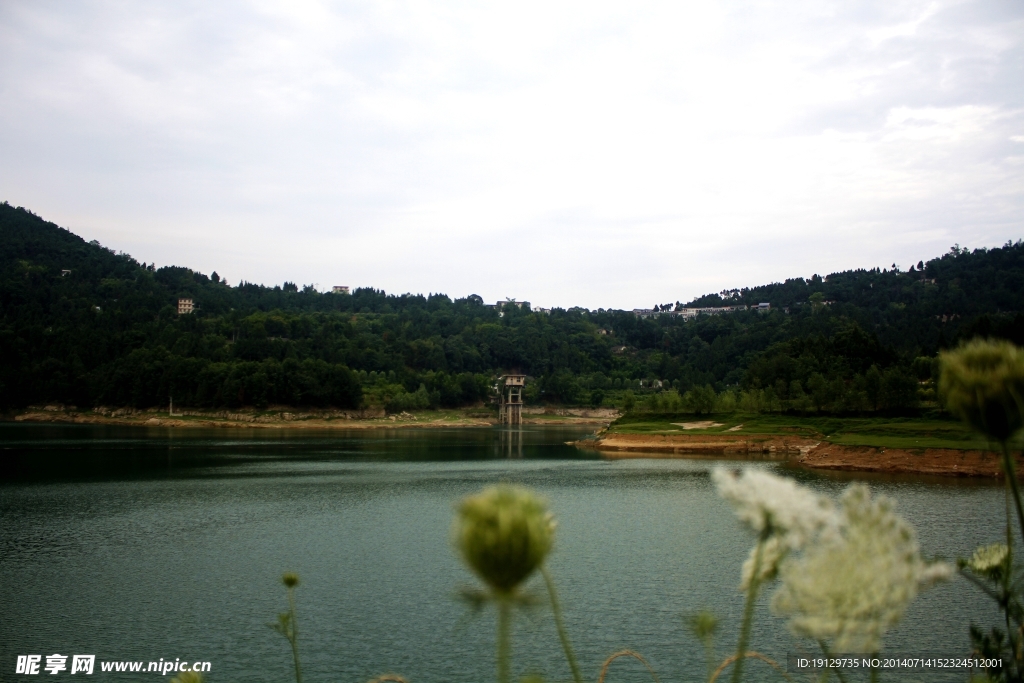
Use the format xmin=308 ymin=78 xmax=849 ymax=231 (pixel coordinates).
xmin=0 ymin=0 xmax=1021 ymax=309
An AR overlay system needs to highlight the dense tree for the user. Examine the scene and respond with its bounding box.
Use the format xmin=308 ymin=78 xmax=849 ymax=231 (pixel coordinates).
xmin=1 ymin=202 xmax=1022 ymax=413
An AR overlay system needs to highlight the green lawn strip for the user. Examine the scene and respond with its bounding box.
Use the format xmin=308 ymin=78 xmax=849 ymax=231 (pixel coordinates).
xmin=606 ymin=412 xmax=1018 ymax=451
xmin=827 ymin=433 xmax=994 ymax=450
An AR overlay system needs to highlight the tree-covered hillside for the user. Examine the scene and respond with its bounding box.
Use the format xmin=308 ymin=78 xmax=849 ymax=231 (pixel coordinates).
xmin=1 ymin=202 xmax=1022 ymax=413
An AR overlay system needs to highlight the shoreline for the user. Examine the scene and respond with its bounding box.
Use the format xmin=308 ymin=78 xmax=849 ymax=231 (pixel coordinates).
xmin=7 ymin=407 xmax=618 ymax=430
xmin=575 ymin=432 xmax=1017 ymax=478
xmin=9 ymin=409 xmax=1014 ymax=478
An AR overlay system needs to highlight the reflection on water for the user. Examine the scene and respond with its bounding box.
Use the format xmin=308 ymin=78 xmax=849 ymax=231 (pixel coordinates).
xmin=0 ymin=423 xmax=598 ymax=481
xmin=498 ymin=426 xmax=524 ymax=459
xmin=0 ymin=423 xmax=1009 ymax=682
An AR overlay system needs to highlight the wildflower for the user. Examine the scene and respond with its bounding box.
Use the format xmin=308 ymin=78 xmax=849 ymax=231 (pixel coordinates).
xmin=940 ymin=339 xmax=1024 ymax=443
xmin=713 ymin=468 xmax=840 ymax=547
xmin=687 ymin=610 xmax=720 ymax=681
xmin=454 ymin=485 xmax=555 ymax=595
xmin=966 ymin=543 xmax=1009 ymax=580
xmin=713 ymin=468 xmax=840 ymax=588
xmin=772 ymin=484 xmax=952 ymax=653
xmin=740 ymin=536 xmax=785 ymax=590
xmin=270 ymin=572 xmax=303 ymax=683
xmin=687 ymin=610 xmax=719 ymax=642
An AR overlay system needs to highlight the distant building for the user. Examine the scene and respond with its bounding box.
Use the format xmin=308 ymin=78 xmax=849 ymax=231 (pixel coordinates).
xmin=177 ymin=298 xmax=194 ymax=315
xmin=496 ymin=299 xmax=529 ymax=317
xmin=693 ymin=305 xmax=745 ymax=317
xmin=534 ymin=307 xmax=551 ymax=315
xmin=61 ymin=269 xmax=71 ymax=277
xmin=332 ymin=286 xmax=350 ymax=294
xmin=757 ymin=302 xmax=771 ymax=312
xmin=637 ymin=306 xmax=744 ymax=319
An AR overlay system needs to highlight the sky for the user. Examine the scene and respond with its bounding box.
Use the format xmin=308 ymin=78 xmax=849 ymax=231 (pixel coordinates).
xmin=0 ymin=0 xmax=1022 ymax=310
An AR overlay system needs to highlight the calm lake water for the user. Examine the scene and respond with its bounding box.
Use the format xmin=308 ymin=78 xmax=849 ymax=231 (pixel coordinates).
xmin=0 ymin=423 xmax=1009 ymax=682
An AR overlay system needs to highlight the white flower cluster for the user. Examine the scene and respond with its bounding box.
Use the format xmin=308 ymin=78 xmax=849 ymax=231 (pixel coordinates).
xmin=967 ymin=543 xmax=1009 ymax=577
xmin=712 ymin=468 xmax=839 ymax=589
xmin=713 ymin=468 xmax=953 ymax=653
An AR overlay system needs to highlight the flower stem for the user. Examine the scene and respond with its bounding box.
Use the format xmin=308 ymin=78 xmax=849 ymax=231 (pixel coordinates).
xmin=703 ymin=639 xmax=716 ymax=682
xmin=497 ymin=595 xmax=512 ymax=683
xmin=287 ymin=587 xmax=302 ymax=683
xmin=1001 ymin=443 xmax=1024 ymax=544
xmin=730 ymin=535 xmax=765 ymax=683
xmin=816 ymin=640 xmax=848 ymax=683
xmin=1000 ymin=440 xmax=1024 ymax=677
xmin=541 ymin=566 xmax=583 ymax=683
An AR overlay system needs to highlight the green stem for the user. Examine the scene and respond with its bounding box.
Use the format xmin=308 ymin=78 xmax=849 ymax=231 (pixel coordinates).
xmin=540 ymin=566 xmax=583 ymax=683
xmin=287 ymin=587 xmax=302 ymax=683
xmin=816 ymin=641 xmax=848 ymax=683
xmin=730 ymin=536 xmax=766 ymax=683
xmin=1006 ymin=478 xmax=1013 ymax=562
xmin=1001 ymin=442 xmax=1024 ymax=678
xmin=1001 ymin=443 xmax=1024 ymax=546
xmin=869 ymin=663 xmax=878 ymax=683
xmin=958 ymin=569 xmax=1002 ymax=603
xmin=497 ymin=595 xmax=512 ymax=683
xmin=1006 ymin=607 xmax=1017 ymax=681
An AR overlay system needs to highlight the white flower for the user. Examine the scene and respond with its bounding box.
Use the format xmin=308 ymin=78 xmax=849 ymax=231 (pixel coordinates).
xmin=771 ymin=484 xmax=952 ymax=653
xmin=968 ymin=543 xmax=1008 ymax=574
xmin=739 ymin=535 xmax=785 ymax=591
xmin=919 ymin=562 xmax=955 ymax=586
xmin=714 ymin=468 xmax=840 ymax=589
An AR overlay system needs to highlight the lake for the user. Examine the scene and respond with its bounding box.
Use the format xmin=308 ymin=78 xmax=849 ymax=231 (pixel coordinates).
xmin=0 ymin=423 xmax=1008 ymax=682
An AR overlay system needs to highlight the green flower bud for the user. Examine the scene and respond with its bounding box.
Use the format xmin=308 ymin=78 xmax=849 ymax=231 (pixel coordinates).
xmin=940 ymin=339 xmax=1024 ymax=442
xmin=282 ymin=572 xmax=300 ymax=588
xmin=687 ymin=610 xmax=719 ymax=642
xmin=454 ymin=485 xmax=555 ymax=595
xmin=170 ymin=673 xmax=203 ymax=683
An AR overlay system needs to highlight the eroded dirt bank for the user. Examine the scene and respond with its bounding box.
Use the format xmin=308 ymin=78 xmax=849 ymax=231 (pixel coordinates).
xmin=578 ymin=432 xmax=1017 ymax=478
xmin=798 ymin=442 xmax=1014 ymax=478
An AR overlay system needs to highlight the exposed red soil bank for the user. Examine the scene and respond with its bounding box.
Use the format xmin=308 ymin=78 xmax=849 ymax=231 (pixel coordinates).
xmin=798 ymin=442 xmax=1013 ymax=478
xmin=579 ymin=433 xmax=1018 ymax=478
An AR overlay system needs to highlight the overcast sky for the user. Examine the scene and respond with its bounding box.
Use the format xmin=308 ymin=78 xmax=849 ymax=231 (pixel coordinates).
xmin=1 ymin=1 xmax=1021 ymax=309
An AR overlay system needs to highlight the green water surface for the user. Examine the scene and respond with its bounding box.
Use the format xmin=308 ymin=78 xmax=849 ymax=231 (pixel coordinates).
xmin=0 ymin=423 xmax=1008 ymax=682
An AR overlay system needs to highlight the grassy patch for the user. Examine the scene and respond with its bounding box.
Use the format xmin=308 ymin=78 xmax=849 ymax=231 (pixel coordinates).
xmin=607 ymin=412 xmax=1021 ymax=451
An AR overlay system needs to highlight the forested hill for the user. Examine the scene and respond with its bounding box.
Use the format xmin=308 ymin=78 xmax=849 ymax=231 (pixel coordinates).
xmin=1 ymin=201 xmax=1022 ymax=413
